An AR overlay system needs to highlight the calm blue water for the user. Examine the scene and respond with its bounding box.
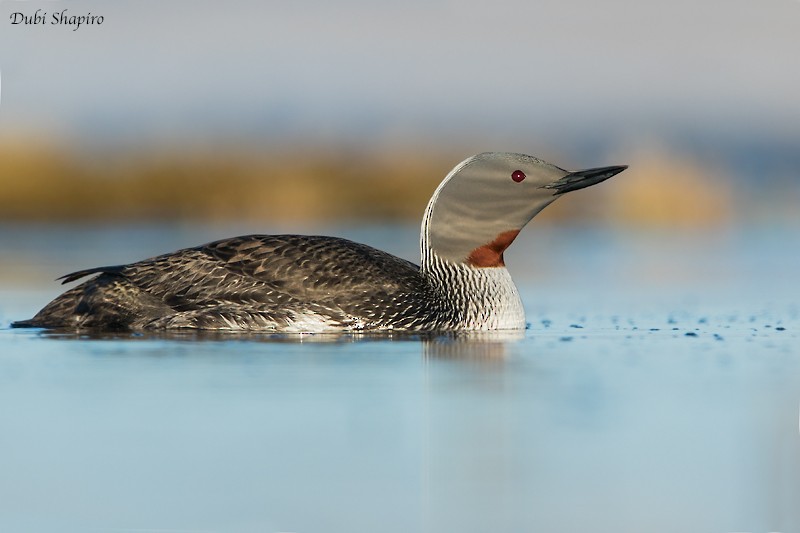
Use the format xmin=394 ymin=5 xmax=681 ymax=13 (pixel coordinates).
xmin=1 ymin=223 xmax=799 ymax=533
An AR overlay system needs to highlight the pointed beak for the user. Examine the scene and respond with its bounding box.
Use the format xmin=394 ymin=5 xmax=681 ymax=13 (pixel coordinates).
xmin=543 ymin=165 xmax=628 ymax=195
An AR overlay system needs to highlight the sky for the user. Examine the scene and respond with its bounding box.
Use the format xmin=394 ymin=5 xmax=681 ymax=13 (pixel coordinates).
xmin=1 ymin=0 xmax=799 ymax=152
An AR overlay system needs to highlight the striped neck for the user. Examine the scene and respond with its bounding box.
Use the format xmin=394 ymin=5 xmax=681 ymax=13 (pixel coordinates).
xmin=420 ymin=240 xmax=525 ymax=331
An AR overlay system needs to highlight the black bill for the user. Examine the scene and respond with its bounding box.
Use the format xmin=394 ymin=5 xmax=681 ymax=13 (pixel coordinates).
xmin=543 ymin=165 xmax=628 ymax=195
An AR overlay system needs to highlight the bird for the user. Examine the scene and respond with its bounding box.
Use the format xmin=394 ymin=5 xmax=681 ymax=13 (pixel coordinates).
xmin=12 ymin=152 xmax=626 ymax=332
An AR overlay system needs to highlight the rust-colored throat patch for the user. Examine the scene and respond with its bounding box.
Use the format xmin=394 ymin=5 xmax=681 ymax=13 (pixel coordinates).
xmin=467 ymin=230 xmax=520 ymax=268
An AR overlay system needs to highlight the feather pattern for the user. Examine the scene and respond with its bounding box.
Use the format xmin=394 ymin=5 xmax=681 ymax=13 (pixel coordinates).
xmin=18 ymin=235 xmax=456 ymax=331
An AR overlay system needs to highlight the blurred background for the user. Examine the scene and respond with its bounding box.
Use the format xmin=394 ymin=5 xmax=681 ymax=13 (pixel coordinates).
xmin=1 ymin=0 xmax=798 ymax=228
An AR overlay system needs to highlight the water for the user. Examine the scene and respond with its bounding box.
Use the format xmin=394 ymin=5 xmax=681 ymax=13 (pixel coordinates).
xmin=1 ymin=223 xmax=799 ymax=533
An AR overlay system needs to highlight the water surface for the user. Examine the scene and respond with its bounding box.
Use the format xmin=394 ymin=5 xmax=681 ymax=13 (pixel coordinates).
xmin=1 ymin=224 xmax=798 ymax=533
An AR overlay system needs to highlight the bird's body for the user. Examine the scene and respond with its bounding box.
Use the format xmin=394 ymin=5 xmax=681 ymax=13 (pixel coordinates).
xmin=13 ymin=152 xmax=626 ymax=332
xmin=21 ymin=235 xmax=452 ymax=331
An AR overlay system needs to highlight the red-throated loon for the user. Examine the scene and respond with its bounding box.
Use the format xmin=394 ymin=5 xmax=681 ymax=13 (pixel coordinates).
xmin=12 ymin=152 xmax=626 ymax=332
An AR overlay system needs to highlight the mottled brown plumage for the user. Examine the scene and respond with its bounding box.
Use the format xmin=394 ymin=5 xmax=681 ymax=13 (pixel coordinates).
xmin=15 ymin=235 xmax=455 ymax=331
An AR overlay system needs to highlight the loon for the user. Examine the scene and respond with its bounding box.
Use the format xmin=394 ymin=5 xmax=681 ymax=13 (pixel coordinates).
xmin=13 ymin=152 xmax=626 ymax=332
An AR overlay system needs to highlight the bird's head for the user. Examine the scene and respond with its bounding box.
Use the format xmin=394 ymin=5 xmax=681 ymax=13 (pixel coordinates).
xmin=422 ymin=152 xmax=627 ymax=267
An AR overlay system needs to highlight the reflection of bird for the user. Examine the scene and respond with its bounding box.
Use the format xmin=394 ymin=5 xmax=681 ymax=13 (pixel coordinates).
xmin=13 ymin=153 xmax=626 ymax=332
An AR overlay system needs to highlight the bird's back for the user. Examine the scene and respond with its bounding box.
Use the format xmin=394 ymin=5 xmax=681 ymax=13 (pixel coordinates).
xmin=14 ymin=235 xmax=450 ymax=331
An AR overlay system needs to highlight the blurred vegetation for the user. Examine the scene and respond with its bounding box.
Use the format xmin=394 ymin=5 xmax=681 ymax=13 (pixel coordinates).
xmin=0 ymin=138 xmax=774 ymax=227
xmin=0 ymin=141 xmax=444 ymax=222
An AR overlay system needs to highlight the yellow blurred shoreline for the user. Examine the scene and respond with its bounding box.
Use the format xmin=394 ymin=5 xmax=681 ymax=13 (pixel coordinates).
xmin=0 ymin=139 xmax=787 ymax=227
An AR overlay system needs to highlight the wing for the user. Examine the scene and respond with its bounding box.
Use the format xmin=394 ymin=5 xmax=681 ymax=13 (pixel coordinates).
xmin=24 ymin=235 xmax=449 ymax=330
xmin=115 ymin=235 xmax=437 ymax=328
xmin=202 ymin=234 xmax=423 ymax=297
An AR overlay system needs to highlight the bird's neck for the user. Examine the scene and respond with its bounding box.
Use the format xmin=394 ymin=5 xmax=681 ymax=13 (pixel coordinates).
xmin=419 ymin=191 xmax=525 ymax=330
xmin=419 ymin=243 xmax=525 ymax=330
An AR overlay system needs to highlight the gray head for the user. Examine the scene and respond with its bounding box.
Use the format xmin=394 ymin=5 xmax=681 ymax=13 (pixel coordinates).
xmin=422 ymin=152 xmax=627 ymax=267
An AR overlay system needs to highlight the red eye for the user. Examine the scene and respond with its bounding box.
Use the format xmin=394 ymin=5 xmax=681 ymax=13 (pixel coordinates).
xmin=511 ymin=170 xmax=526 ymax=182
